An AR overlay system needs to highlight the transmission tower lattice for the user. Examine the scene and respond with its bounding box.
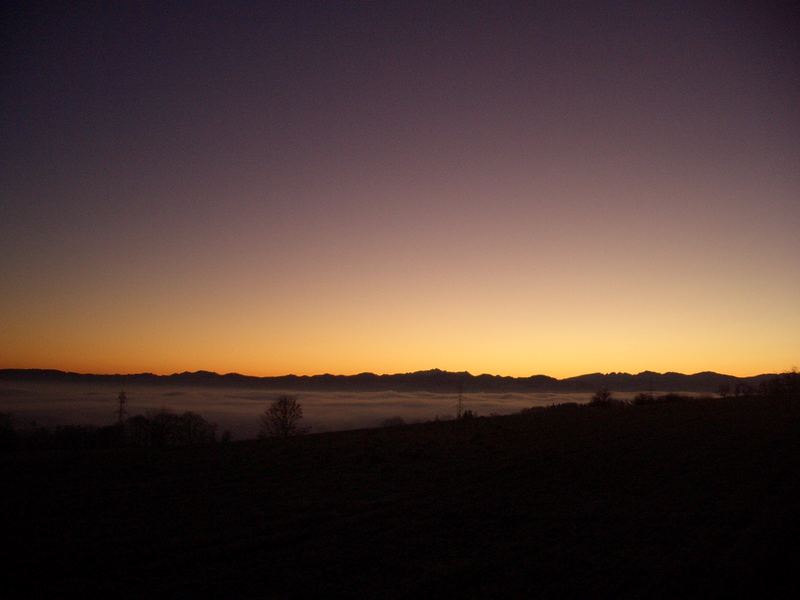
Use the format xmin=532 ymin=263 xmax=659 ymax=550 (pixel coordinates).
xmin=117 ymin=391 xmax=128 ymax=424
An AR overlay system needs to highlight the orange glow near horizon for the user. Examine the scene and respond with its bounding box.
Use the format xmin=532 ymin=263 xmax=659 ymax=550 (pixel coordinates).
xmin=2 ymin=183 xmax=797 ymax=379
xmin=2 ymin=4 xmax=798 ymax=380
xmin=2 ymin=213 xmax=797 ymax=379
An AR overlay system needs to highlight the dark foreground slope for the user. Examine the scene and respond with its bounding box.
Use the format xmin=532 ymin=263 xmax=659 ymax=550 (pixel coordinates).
xmin=3 ymin=396 xmax=800 ymax=598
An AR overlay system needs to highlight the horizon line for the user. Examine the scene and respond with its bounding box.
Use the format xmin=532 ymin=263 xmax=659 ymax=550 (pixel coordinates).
xmin=0 ymin=366 xmax=784 ymax=381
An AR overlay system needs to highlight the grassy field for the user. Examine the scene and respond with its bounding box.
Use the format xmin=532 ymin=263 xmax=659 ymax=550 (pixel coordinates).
xmin=3 ymin=394 xmax=799 ymax=598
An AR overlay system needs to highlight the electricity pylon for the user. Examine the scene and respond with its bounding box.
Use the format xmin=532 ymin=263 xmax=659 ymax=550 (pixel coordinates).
xmin=117 ymin=390 xmax=128 ymax=424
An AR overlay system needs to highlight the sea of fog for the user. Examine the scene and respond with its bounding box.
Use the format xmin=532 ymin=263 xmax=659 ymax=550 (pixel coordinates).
xmin=0 ymin=382 xmax=668 ymax=439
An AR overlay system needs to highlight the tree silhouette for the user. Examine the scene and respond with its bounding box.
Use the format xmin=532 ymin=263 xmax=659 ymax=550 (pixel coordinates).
xmin=259 ymin=395 xmax=306 ymax=438
xmin=125 ymin=410 xmax=217 ymax=447
xmin=591 ymin=388 xmax=614 ymax=406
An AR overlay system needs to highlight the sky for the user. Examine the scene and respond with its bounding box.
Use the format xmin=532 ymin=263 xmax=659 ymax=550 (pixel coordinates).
xmin=1 ymin=1 xmax=798 ymax=378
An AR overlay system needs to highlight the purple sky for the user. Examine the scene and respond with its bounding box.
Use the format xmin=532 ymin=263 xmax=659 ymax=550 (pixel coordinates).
xmin=2 ymin=1 xmax=798 ymax=376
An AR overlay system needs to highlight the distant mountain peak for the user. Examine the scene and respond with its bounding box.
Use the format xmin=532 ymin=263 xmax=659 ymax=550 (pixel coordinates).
xmin=0 ymin=368 xmax=776 ymax=393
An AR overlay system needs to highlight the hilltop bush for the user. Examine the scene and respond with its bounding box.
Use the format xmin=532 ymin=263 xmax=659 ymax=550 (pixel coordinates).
xmin=1 ymin=410 xmax=218 ymax=451
xmin=758 ymin=370 xmax=799 ymax=400
xmin=127 ymin=410 xmax=217 ymax=448
xmin=633 ymin=393 xmax=698 ymax=406
xmin=1 ymin=421 xmax=127 ymax=451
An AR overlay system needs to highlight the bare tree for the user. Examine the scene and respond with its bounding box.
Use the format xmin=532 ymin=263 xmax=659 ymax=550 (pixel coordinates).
xmin=591 ymin=388 xmax=614 ymax=406
xmin=259 ymin=395 xmax=306 ymax=438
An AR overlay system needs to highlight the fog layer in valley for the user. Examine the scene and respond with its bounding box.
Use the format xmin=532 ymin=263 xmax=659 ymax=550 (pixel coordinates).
xmin=0 ymin=382 xmax=684 ymax=439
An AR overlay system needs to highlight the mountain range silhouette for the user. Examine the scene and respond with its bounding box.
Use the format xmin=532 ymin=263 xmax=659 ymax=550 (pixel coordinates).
xmin=0 ymin=368 xmax=774 ymax=393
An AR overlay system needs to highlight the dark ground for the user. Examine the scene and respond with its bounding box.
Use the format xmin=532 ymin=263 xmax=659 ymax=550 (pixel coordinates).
xmin=3 ymin=395 xmax=799 ymax=598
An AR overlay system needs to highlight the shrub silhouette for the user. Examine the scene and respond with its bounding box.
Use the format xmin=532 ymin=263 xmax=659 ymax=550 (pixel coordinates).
xmin=178 ymin=411 xmax=218 ymax=445
xmin=0 ymin=410 xmax=216 ymax=451
xmin=632 ymin=393 xmax=698 ymax=407
xmin=590 ymin=388 xmax=614 ymax=406
xmin=126 ymin=410 xmax=217 ymax=448
xmin=381 ymin=416 xmax=406 ymax=427
xmin=658 ymin=393 xmax=690 ymax=403
xmin=4 ymin=421 xmax=125 ymax=451
xmin=759 ymin=370 xmax=799 ymax=400
xmin=633 ymin=393 xmax=656 ymax=405
xmin=259 ymin=395 xmax=306 ymax=438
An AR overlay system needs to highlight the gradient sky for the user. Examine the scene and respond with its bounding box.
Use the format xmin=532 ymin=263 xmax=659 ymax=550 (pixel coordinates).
xmin=2 ymin=1 xmax=798 ymax=377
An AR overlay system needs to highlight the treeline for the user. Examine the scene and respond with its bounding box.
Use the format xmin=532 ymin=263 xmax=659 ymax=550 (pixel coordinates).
xmin=753 ymin=370 xmax=799 ymax=400
xmin=1 ymin=372 xmax=797 ymax=452
xmin=0 ymin=409 xmax=227 ymax=452
xmin=587 ymin=370 xmax=799 ymax=408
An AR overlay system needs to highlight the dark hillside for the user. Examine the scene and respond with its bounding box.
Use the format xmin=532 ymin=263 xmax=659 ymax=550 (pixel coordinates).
xmin=3 ymin=395 xmax=799 ymax=597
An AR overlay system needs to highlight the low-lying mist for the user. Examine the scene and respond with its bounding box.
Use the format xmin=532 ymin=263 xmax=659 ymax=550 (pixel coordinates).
xmin=0 ymin=382 xmax=680 ymax=439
